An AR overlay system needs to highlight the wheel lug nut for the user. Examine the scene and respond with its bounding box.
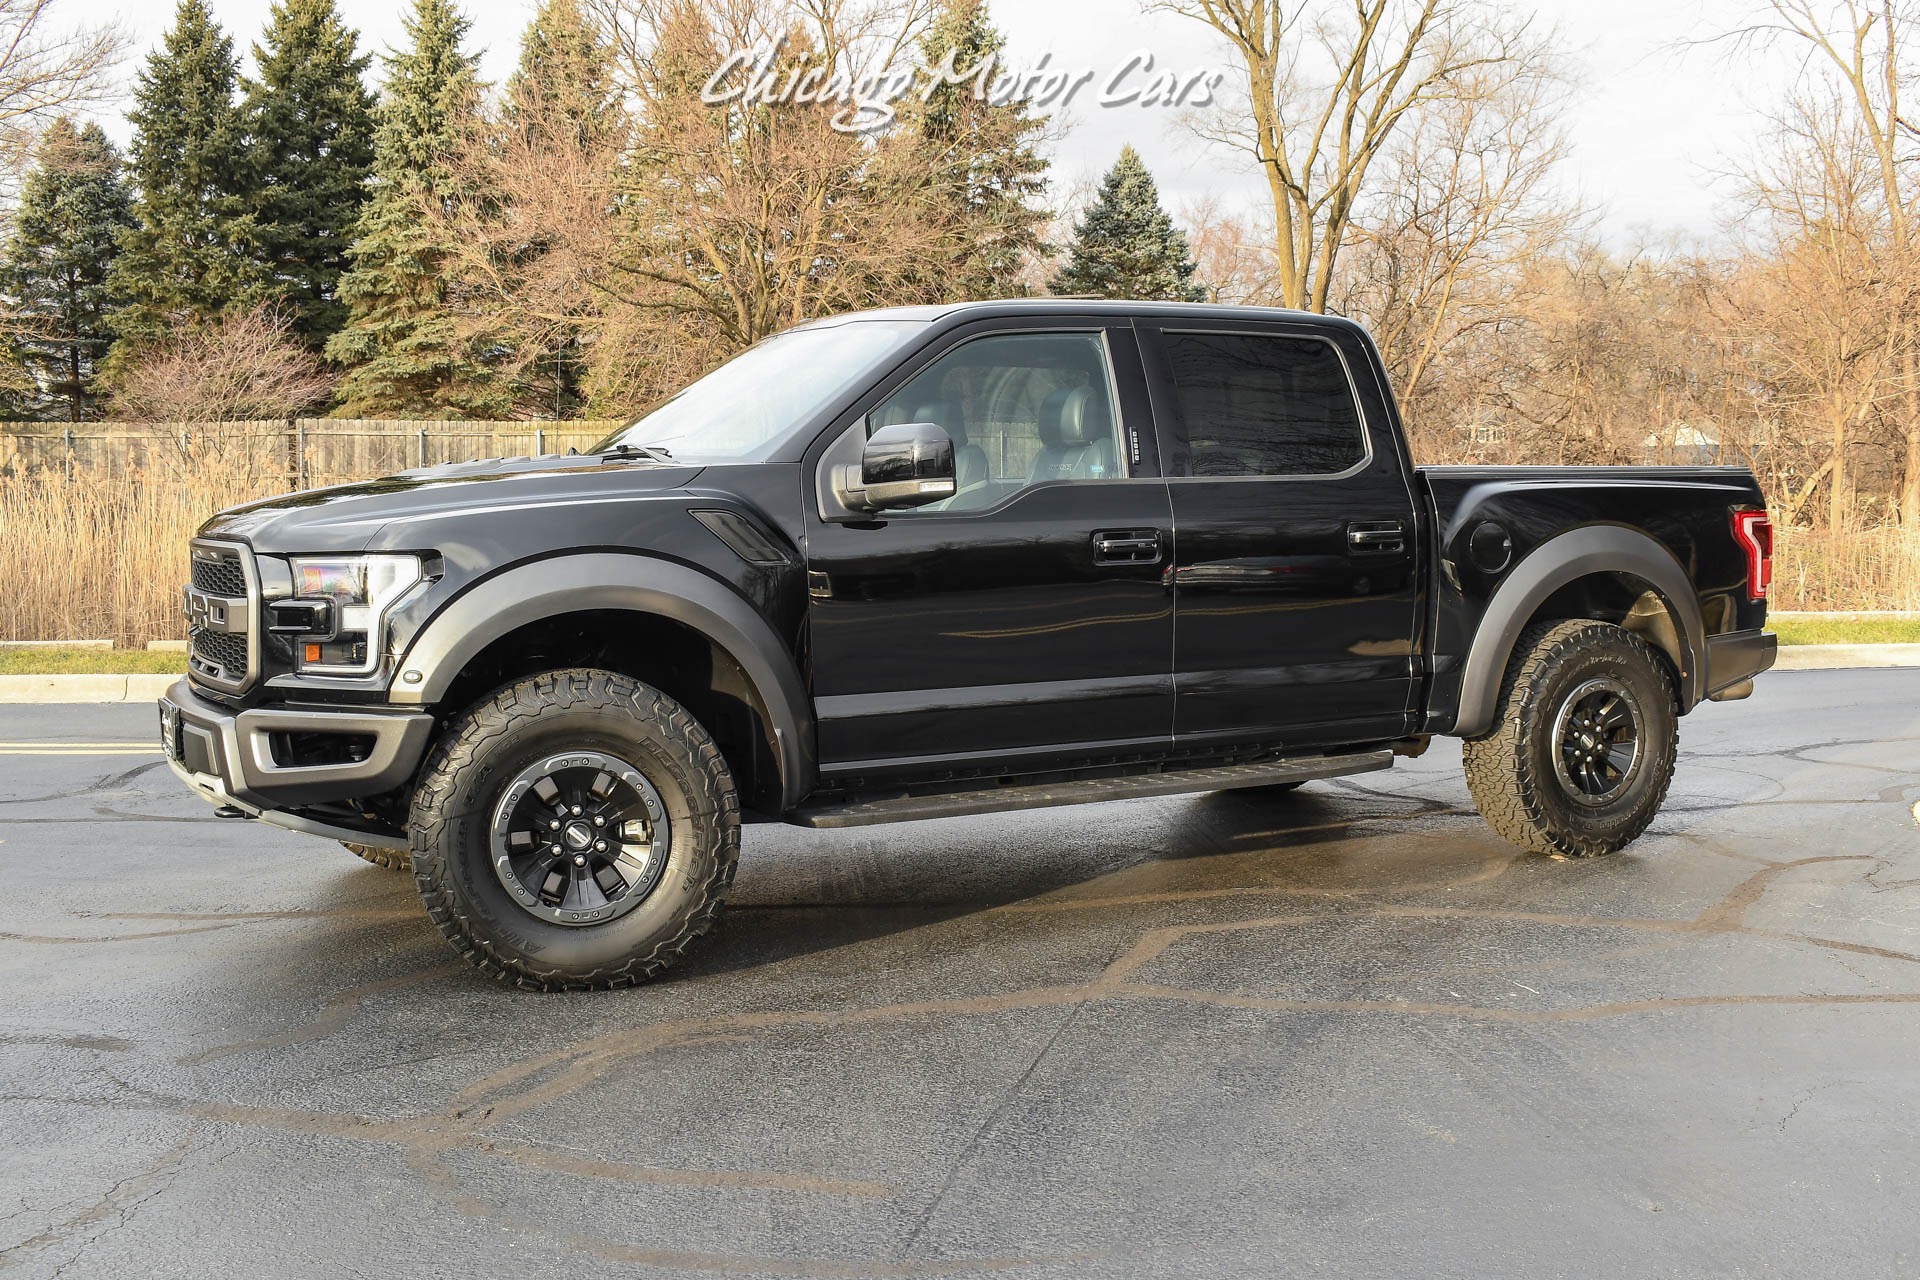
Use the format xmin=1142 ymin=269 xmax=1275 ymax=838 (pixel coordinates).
xmin=570 ymin=805 xmax=583 ymax=816
xmin=549 ymin=819 xmax=560 ymax=831
xmin=573 ymin=853 xmax=587 ymax=866
xmin=593 ymin=815 xmax=605 ymax=827
xmin=550 ymin=844 xmax=562 ymax=855
xmin=594 ymin=840 xmax=607 ymax=852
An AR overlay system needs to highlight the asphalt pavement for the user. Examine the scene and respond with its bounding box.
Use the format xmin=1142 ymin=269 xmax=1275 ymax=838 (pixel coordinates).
xmin=1 ymin=671 xmax=1917 ymax=1278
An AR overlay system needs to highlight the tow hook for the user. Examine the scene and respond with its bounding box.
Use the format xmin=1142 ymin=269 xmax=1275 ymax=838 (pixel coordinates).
xmin=212 ymin=806 xmax=256 ymax=820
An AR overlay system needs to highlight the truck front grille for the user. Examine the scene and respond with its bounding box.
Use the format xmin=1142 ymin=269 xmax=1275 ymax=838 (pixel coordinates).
xmin=186 ymin=541 xmax=257 ymax=693
xmin=191 ymin=554 xmax=246 ymax=597
xmin=190 ymin=629 xmax=248 ymax=676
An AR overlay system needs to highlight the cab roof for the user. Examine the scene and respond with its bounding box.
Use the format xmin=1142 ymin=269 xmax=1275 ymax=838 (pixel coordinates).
xmin=795 ymin=298 xmax=1361 ymax=333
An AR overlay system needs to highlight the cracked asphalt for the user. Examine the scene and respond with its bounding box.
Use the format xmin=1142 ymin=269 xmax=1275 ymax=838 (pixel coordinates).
xmin=1 ymin=669 xmax=1917 ymax=1278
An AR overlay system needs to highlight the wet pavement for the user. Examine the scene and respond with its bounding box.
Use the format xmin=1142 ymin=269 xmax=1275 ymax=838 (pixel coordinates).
xmin=1 ymin=670 xmax=1916 ymax=1277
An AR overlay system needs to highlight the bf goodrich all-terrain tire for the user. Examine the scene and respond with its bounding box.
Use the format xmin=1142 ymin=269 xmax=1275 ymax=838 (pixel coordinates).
xmin=409 ymin=669 xmax=740 ymax=990
xmin=342 ymin=841 xmax=409 ymax=872
xmin=1462 ymin=619 xmax=1678 ymax=858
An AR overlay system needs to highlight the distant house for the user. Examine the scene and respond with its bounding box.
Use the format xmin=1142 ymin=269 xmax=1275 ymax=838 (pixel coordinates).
xmin=1642 ymin=422 xmax=1720 ymax=465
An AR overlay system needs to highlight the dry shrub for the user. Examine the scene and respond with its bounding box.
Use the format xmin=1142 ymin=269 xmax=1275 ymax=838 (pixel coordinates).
xmin=109 ymin=306 xmax=337 ymax=423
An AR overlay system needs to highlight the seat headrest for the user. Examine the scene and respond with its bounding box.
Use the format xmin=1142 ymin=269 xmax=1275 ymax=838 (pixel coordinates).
xmin=914 ymin=400 xmax=965 ymax=445
xmin=1038 ymin=386 xmax=1108 ymax=448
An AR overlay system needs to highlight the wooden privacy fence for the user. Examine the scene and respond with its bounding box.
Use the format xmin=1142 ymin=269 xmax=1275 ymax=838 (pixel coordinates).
xmin=0 ymin=419 xmax=624 ymax=486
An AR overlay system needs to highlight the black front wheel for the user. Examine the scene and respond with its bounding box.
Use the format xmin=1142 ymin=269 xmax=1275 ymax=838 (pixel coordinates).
xmin=408 ymin=670 xmax=739 ymax=990
xmin=1462 ymin=619 xmax=1678 ymax=857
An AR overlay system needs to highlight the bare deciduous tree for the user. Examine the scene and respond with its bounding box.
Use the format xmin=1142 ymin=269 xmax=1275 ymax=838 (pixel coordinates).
xmin=1154 ymin=0 xmax=1542 ymax=312
xmin=1725 ymin=0 xmax=1920 ymax=523
xmin=1180 ymin=194 xmax=1283 ymax=303
xmin=1728 ymin=92 xmax=1918 ymax=528
xmin=574 ymin=0 xmax=956 ymax=408
xmin=436 ymin=62 xmax=634 ymax=417
xmin=1332 ymin=47 xmax=1578 ymax=444
xmin=0 ymin=0 xmax=125 ymax=185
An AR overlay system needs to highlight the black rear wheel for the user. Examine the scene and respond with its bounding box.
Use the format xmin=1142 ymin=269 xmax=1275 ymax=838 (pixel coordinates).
xmin=1462 ymin=619 xmax=1678 ymax=857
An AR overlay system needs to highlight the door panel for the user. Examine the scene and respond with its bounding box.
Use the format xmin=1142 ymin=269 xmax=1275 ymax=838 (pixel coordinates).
xmin=805 ymin=323 xmax=1175 ymax=779
xmin=1143 ymin=325 xmax=1421 ymax=749
xmin=808 ymin=482 xmax=1174 ymax=772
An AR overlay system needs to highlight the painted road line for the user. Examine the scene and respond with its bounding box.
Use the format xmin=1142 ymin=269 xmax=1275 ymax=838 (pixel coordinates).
xmin=0 ymin=743 xmax=161 ymax=755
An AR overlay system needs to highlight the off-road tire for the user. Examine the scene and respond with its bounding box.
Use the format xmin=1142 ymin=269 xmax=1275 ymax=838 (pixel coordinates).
xmin=409 ymin=669 xmax=740 ymax=991
xmin=1462 ymin=619 xmax=1678 ymax=857
xmin=341 ymin=841 xmax=410 ymax=872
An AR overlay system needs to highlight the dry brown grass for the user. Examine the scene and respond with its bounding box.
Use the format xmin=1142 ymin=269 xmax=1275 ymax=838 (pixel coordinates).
xmin=3 ymin=455 xmax=1915 ymax=647
xmin=1770 ymin=521 xmax=1920 ymax=612
xmin=0 ymin=452 xmax=293 ymax=648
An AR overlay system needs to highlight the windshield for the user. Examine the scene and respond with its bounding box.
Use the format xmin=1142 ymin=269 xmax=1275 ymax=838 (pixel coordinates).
xmin=593 ymin=320 xmax=926 ymax=460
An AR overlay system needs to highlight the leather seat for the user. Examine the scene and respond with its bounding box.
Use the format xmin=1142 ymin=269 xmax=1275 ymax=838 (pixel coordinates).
xmin=1028 ymin=386 xmax=1117 ymax=483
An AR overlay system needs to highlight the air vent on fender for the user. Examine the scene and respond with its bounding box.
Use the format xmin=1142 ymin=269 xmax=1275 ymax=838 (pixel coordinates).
xmin=690 ymin=509 xmax=794 ymax=566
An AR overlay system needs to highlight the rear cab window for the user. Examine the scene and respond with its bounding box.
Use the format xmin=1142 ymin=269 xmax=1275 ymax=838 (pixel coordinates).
xmin=1155 ymin=331 xmax=1369 ymax=478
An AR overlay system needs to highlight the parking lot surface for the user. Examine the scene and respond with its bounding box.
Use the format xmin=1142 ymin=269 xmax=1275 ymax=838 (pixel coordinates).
xmin=2 ymin=670 xmax=1917 ymax=1278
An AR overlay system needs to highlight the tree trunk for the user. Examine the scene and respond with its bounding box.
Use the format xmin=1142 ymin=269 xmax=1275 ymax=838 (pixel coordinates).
xmin=1903 ymin=346 xmax=1920 ymax=527
xmin=1829 ymin=398 xmax=1849 ymax=532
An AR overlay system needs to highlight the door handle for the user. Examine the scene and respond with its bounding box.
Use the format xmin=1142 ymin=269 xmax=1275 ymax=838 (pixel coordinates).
xmin=1092 ymin=529 xmax=1163 ymax=565
xmin=1347 ymin=521 xmax=1406 ymax=554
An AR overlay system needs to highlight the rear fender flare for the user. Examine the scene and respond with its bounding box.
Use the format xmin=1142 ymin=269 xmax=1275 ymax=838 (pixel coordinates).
xmin=1451 ymin=525 xmax=1706 ymax=739
xmin=390 ymin=555 xmax=814 ymax=810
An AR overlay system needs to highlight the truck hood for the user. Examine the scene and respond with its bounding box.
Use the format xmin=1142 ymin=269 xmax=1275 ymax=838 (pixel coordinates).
xmin=200 ymin=454 xmax=706 ymax=554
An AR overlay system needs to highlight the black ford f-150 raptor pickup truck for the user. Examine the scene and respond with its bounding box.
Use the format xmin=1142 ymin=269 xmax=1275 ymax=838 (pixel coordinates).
xmin=160 ymin=300 xmax=1778 ymax=989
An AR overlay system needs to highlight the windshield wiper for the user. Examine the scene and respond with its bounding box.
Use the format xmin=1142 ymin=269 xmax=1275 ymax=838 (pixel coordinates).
xmin=600 ymin=443 xmax=675 ymax=463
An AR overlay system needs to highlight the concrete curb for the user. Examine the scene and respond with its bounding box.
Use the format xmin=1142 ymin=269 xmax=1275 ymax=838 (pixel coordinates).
xmin=0 ymin=675 xmax=179 ymax=704
xmin=1772 ymin=643 xmax=1920 ymax=671
xmin=0 ymin=644 xmax=1915 ymax=704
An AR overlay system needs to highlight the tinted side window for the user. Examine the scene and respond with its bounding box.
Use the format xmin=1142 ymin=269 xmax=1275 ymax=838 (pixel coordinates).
xmin=1163 ymin=333 xmax=1365 ymax=477
xmin=869 ymin=331 xmax=1124 ymax=514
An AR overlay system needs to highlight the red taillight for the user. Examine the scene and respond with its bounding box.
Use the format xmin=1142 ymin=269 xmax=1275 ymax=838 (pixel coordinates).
xmin=1732 ymin=509 xmax=1772 ymax=601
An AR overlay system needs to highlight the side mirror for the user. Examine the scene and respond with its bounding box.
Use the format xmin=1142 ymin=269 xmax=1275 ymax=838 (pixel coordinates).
xmin=835 ymin=422 xmax=956 ymax=513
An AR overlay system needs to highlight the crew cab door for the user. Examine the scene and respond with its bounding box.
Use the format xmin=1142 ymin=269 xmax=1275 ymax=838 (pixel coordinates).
xmin=1138 ymin=322 xmax=1421 ymax=751
xmin=803 ymin=321 xmax=1174 ymax=782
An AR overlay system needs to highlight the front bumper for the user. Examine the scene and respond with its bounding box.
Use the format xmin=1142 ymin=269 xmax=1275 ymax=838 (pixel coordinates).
xmin=158 ymin=678 xmax=433 ymax=848
xmin=1704 ymin=628 xmax=1779 ymax=701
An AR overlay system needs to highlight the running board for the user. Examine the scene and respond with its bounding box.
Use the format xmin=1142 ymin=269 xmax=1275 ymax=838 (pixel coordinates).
xmin=787 ymin=749 xmax=1394 ymax=829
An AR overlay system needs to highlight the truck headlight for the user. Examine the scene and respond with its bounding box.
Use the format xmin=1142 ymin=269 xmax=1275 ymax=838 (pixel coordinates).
xmin=277 ymin=555 xmax=424 ymax=675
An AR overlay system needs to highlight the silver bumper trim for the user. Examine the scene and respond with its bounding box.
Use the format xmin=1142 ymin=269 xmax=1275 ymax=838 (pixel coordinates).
xmin=160 ymin=676 xmax=432 ymax=820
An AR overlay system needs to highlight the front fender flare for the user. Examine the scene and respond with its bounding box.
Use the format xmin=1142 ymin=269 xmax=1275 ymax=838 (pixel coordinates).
xmin=1450 ymin=525 xmax=1706 ymax=739
xmin=389 ymin=555 xmax=815 ymax=810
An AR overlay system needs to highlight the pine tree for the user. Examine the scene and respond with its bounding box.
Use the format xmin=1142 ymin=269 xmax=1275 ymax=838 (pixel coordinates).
xmin=325 ymin=0 xmax=500 ymax=417
xmin=241 ymin=0 xmax=377 ymax=349
xmin=905 ymin=0 xmax=1051 ymax=300
xmin=106 ymin=0 xmax=259 ymax=365
xmin=2 ymin=121 xmax=135 ymax=420
xmin=506 ymin=0 xmax=616 ymax=147
xmin=1051 ymin=146 xmax=1204 ymax=302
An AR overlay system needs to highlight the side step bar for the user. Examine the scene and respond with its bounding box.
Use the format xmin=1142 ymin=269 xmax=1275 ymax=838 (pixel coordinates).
xmin=787 ymin=749 xmax=1395 ymax=830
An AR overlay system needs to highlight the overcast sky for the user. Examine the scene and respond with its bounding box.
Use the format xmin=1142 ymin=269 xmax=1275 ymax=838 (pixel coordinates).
xmin=94 ymin=0 xmax=1803 ymax=247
